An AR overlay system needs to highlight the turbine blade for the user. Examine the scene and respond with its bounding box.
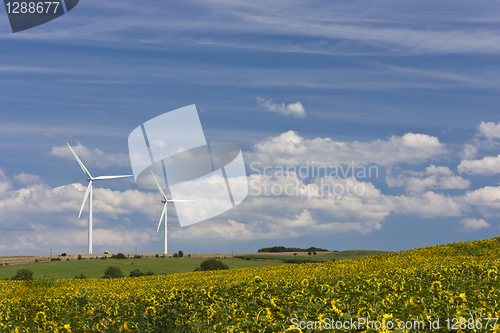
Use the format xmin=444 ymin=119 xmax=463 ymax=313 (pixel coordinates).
xmin=157 ymin=203 xmax=167 ymax=232
xmin=93 ymin=175 xmax=133 ymax=180
xmin=168 ymin=199 xmax=195 ymax=202
xmin=78 ymin=181 xmax=92 ymax=219
xmin=150 ymin=171 xmax=168 ymax=200
xmin=67 ymin=143 xmax=92 ymax=179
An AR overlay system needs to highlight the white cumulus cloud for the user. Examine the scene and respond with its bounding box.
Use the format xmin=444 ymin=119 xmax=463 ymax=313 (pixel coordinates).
xmin=248 ymin=131 xmax=446 ymax=167
xmin=458 ymin=154 xmax=500 ymax=175
xmin=256 ymin=97 xmax=306 ymax=118
xmin=478 ymin=121 xmax=500 ymax=139
xmin=387 ymin=165 xmax=470 ymax=193
xmin=459 ymin=218 xmax=490 ymax=233
xmin=462 ymin=186 xmax=500 ymax=217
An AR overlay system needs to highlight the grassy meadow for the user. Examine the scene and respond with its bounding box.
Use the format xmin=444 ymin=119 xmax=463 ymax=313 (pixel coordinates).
xmin=0 ymin=256 xmax=286 ymax=280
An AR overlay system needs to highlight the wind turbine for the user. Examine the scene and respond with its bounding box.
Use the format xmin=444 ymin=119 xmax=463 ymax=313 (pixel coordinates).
xmin=150 ymin=171 xmax=193 ymax=255
xmin=67 ymin=143 xmax=133 ymax=254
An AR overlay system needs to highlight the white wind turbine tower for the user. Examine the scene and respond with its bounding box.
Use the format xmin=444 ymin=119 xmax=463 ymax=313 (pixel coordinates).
xmin=67 ymin=143 xmax=133 ymax=254
xmin=151 ymin=171 xmax=193 ymax=255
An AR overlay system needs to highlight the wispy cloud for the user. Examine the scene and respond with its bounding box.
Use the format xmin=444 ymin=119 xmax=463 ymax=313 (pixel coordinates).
xmin=14 ymin=173 xmax=41 ymax=184
xmin=3 ymin=0 xmax=500 ymax=56
xmin=49 ymin=143 xmax=131 ymax=168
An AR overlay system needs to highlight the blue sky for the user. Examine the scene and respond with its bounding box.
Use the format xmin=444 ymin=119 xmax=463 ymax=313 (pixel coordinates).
xmin=1 ymin=0 xmax=500 ymax=255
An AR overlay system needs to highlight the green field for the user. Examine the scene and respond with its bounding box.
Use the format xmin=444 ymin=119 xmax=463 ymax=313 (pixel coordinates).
xmin=0 ymin=257 xmax=286 ymax=280
xmin=236 ymin=249 xmax=390 ymax=262
xmin=0 ymin=250 xmax=388 ymax=280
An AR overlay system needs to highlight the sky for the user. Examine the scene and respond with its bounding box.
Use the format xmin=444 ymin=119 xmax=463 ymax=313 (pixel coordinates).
xmin=1 ymin=0 xmax=500 ymax=255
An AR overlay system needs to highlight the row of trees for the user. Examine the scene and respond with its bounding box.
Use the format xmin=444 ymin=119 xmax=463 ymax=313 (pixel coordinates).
xmin=257 ymin=246 xmax=329 ymax=253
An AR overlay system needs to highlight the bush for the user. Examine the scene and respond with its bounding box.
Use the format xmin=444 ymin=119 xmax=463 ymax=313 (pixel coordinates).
xmin=11 ymin=269 xmax=34 ymax=281
xmin=133 ymin=255 xmax=142 ymax=259
xmin=61 ymin=253 xmax=67 ymax=257
xmin=50 ymin=258 xmax=61 ymax=261
xmin=129 ymin=269 xmax=155 ymax=277
xmin=129 ymin=269 xmax=144 ymax=277
xmin=178 ymin=251 xmax=184 ymax=258
xmin=77 ymin=255 xmax=83 ymax=260
xmin=111 ymin=253 xmax=127 ymax=259
xmin=103 ymin=266 xmax=124 ymax=279
xmin=74 ymin=273 xmax=86 ymax=279
xmin=155 ymin=254 xmax=159 ymax=258
xmin=194 ymin=258 xmax=229 ymax=272
xmin=173 ymin=253 xmax=179 ymax=258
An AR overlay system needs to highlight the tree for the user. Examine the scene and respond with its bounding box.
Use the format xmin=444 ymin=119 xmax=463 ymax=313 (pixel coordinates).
xmin=103 ymin=266 xmax=124 ymax=278
xmin=74 ymin=273 xmax=86 ymax=279
xmin=178 ymin=250 xmax=184 ymax=258
xmin=11 ymin=269 xmax=34 ymax=281
xmin=194 ymin=258 xmax=229 ymax=272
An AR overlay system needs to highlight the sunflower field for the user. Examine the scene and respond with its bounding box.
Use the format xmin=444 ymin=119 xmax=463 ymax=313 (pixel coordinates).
xmin=1 ymin=237 xmax=500 ymax=332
